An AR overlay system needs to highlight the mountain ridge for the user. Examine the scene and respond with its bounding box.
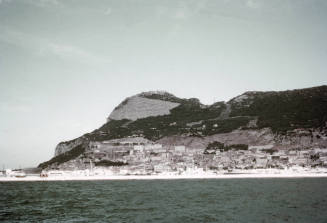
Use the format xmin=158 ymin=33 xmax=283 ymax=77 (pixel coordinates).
xmin=39 ymin=85 xmax=327 ymax=169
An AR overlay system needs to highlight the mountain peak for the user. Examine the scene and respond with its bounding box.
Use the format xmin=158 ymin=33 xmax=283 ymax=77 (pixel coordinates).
xmin=138 ymin=90 xmax=174 ymax=97
xmin=107 ymin=91 xmax=181 ymax=122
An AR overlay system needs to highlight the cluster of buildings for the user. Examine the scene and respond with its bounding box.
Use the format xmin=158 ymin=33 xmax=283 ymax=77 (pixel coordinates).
xmin=56 ymin=137 xmax=327 ymax=175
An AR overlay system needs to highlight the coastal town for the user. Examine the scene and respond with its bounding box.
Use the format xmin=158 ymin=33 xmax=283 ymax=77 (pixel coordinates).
xmin=2 ymin=86 xmax=324 ymax=180
xmin=3 ymin=131 xmax=327 ymax=179
xmin=70 ymin=137 xmax=327 ymax=175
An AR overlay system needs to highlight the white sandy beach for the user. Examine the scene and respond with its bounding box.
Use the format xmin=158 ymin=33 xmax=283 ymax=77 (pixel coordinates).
xmin=1 ymin=169 xmax=327 ymax=182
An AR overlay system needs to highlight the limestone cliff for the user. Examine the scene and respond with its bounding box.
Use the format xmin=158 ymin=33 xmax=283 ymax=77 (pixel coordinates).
xmin=107 ymin=94 xmax=180 ymax=121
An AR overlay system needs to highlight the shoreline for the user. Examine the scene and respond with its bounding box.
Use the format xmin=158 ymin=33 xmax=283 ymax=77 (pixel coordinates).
xmin=1 ymin=172 xmax=327 ymax=182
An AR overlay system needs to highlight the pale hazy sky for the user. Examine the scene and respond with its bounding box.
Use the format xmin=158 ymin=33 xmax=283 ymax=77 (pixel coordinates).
xmin=1 ymin=0 xmax=327 ymax=168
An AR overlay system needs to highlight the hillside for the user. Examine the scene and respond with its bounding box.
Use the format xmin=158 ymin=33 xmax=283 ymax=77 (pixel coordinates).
xmin=38 ymin=86 xmax=327 ymax=170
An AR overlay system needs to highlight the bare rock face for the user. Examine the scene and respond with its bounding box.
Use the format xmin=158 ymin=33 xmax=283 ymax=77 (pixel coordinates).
xmin=108 ymin=95 xmax=180 ymax=121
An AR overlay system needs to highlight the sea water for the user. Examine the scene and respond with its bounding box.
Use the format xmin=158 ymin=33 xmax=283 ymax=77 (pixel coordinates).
xmin=1 ymin=178 xmax=327 ymax=222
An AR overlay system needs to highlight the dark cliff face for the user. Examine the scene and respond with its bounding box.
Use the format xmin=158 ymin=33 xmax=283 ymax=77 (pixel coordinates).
xmin=38 ymin=86 xmax=327 ymax=169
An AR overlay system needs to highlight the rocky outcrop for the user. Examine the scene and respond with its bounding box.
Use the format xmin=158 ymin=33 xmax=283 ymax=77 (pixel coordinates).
xmin=54 ymin=137 xmax=87 ymax=156
xmin=107 ymin=95 xmax=180 ymax=121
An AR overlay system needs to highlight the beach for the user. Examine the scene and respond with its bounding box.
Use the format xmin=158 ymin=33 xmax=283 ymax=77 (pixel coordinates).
xmin=2 ymin=169 xmax=327 ymax=181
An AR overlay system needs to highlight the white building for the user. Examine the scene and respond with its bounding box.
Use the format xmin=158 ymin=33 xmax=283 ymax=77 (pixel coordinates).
xmin=175 ymin=145 xmax=186 ymax=153
xmin=255 ymin=157 xmax=268 ymax=168
xmin=134 ymin=145 xmax=144 ymax=152
xmin=144 ymin=144 xmax=163 ymax=151
xmin=249 ymin=145 xmax=274 ymax=151
xmin=151 ymin=156 xmax=162 ymax=162
xmin=153 ymin=144 xmax=163 ymax=149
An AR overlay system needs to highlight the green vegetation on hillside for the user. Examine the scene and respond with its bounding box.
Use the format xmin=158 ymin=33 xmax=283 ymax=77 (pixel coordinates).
xmin=230 ymin=86 xmax=327 ymax=133
xmin=91 ymin=85 xmax=327 ymax=141
xmin=88 ymin=119 xmax=132 ymax=141
xmin=94 ymin=160 xmax=128 ymax=167
xmin=38 ymin=144 xmax=86 ymax=169
xmin=202 ymin=117 xmax=251 ymax=135
xmin=91 ymin=99 xmax=229 ymax=140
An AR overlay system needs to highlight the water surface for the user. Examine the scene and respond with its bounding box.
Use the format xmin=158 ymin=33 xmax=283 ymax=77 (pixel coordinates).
xmin=1 ymin=178 xmax=327 ymax=222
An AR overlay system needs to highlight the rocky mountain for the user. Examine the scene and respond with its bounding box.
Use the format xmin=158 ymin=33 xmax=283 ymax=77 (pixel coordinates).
xmin=107 ymin=91 xmax=180 ymax=121
xmin=38 ymin=86 xmax=327 ymax=170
